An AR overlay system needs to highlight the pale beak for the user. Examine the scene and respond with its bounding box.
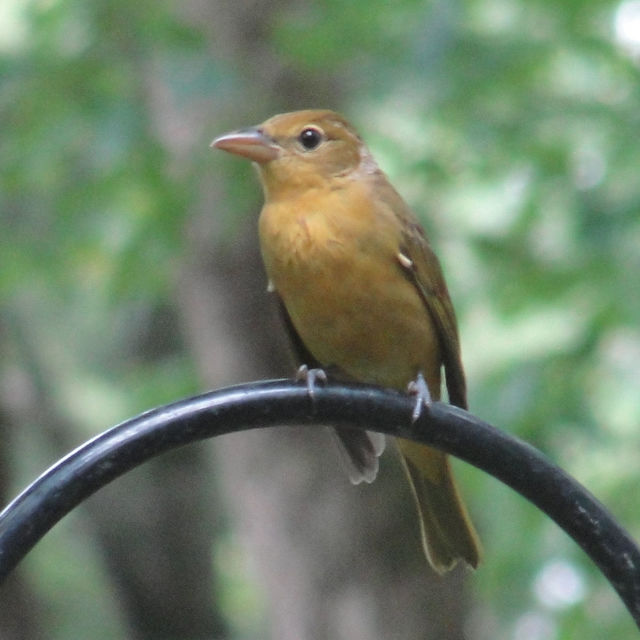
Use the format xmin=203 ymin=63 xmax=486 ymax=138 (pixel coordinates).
xmin=210 ymin=127 xmax=280 ymax=163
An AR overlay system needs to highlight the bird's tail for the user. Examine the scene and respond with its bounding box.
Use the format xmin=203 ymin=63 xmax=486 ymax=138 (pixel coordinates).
xmin=332 ymin=427 xmax=386 ymax=484
xmin=396 ymin=439 xmax=481 ymax=574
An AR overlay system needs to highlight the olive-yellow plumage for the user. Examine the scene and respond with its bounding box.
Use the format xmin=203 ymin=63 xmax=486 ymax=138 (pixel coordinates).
xmin=212 ymin=109 xmax=481 ymax=573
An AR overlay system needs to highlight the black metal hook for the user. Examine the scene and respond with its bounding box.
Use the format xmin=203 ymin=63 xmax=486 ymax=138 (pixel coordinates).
xmin=0 ymin=379 xmax=638 ymax=628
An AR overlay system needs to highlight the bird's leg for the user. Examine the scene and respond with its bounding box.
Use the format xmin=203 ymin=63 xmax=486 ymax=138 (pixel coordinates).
xmin=296 ymin=364 xmax=328 ymax=401
xmin=407 ymin=371 xmax=433 ymax=423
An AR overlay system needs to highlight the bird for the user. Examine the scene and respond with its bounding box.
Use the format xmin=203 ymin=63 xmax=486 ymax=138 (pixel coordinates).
xmin=211 ymin=109 xmax=481 ymax=573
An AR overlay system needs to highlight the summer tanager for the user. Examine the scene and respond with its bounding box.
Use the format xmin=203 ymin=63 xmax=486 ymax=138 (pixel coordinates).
xmin=212 ymin=109 xmax=481 ymax=573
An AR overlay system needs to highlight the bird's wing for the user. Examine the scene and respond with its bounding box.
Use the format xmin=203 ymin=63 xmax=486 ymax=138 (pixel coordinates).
xmin=275 ymin=295 xmax=323 ymax=369
xmin=400 ymin=222 xmax=467 ymax=409
xmin=377 ymin=184 xmax=467 ymax=410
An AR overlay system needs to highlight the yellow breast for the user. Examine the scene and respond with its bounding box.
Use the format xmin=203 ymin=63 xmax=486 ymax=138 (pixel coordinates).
xmin=258 ymin=183 xmax=442 ymax=392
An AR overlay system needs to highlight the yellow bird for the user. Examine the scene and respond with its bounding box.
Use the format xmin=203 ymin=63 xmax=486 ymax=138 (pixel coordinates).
xmin=212 ymin=109 xmax=480 ymax=573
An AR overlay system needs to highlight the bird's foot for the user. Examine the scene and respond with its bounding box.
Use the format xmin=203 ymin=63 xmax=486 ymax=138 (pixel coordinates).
xmin=407 ymin=372 xmax=433 ymax=423
xmin=296 ymin=364 xmax=328 ymax=401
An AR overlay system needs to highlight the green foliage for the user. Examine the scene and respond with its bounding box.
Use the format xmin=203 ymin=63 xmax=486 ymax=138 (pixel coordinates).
xmin=2 ymin=0 xmax=640 ymax=638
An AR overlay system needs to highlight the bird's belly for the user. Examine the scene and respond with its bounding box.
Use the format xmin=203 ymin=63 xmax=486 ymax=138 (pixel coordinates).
xmin=272 ymin=244 xmax=441 ymax=391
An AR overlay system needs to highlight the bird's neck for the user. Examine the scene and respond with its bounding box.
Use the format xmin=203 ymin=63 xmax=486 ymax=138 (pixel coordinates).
xmin=258 ymin=164 xmax=328 ymax=202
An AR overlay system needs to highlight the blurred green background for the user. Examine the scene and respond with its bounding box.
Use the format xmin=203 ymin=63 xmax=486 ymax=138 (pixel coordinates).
xmin=1 ymin=0 xmax=640 ymax=638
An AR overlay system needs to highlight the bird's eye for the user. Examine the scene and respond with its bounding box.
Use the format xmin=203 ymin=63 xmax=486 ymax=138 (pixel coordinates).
xmin=298 ymin=127 xmax=323 ymax=150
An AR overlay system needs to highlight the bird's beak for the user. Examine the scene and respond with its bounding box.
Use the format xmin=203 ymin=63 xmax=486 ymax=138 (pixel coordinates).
xmin=210 ymin=127 xmax=280 ymax=163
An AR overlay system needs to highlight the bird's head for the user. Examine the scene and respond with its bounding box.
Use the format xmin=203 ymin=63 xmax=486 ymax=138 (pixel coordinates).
xmin=211 ymin=110 xmax=379 ymax=199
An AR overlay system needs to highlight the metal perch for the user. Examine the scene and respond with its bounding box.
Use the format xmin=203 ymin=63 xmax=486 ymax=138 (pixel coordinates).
xmin=0 ymin=379 xmax=638 ymax=628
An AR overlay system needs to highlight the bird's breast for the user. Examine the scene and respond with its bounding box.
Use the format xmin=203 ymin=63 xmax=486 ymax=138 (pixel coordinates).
xmin=258 ymin=193 xmax=441 ymax=391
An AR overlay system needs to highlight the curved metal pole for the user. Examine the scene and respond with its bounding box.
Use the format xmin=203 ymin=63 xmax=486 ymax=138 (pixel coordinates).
xmin=0 ymin=379 xmax=638 ymax=627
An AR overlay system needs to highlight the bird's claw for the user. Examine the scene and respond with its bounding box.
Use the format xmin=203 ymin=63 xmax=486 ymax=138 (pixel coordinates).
xmin=296 ymin=364 xmax=328 ymax=401
xmin=407 ymin=372 xmax=433 ymax=423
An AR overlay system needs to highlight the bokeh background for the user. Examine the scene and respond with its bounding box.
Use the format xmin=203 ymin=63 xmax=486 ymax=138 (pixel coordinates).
xmin=2 ymin=0 xmax=640 ymax=638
